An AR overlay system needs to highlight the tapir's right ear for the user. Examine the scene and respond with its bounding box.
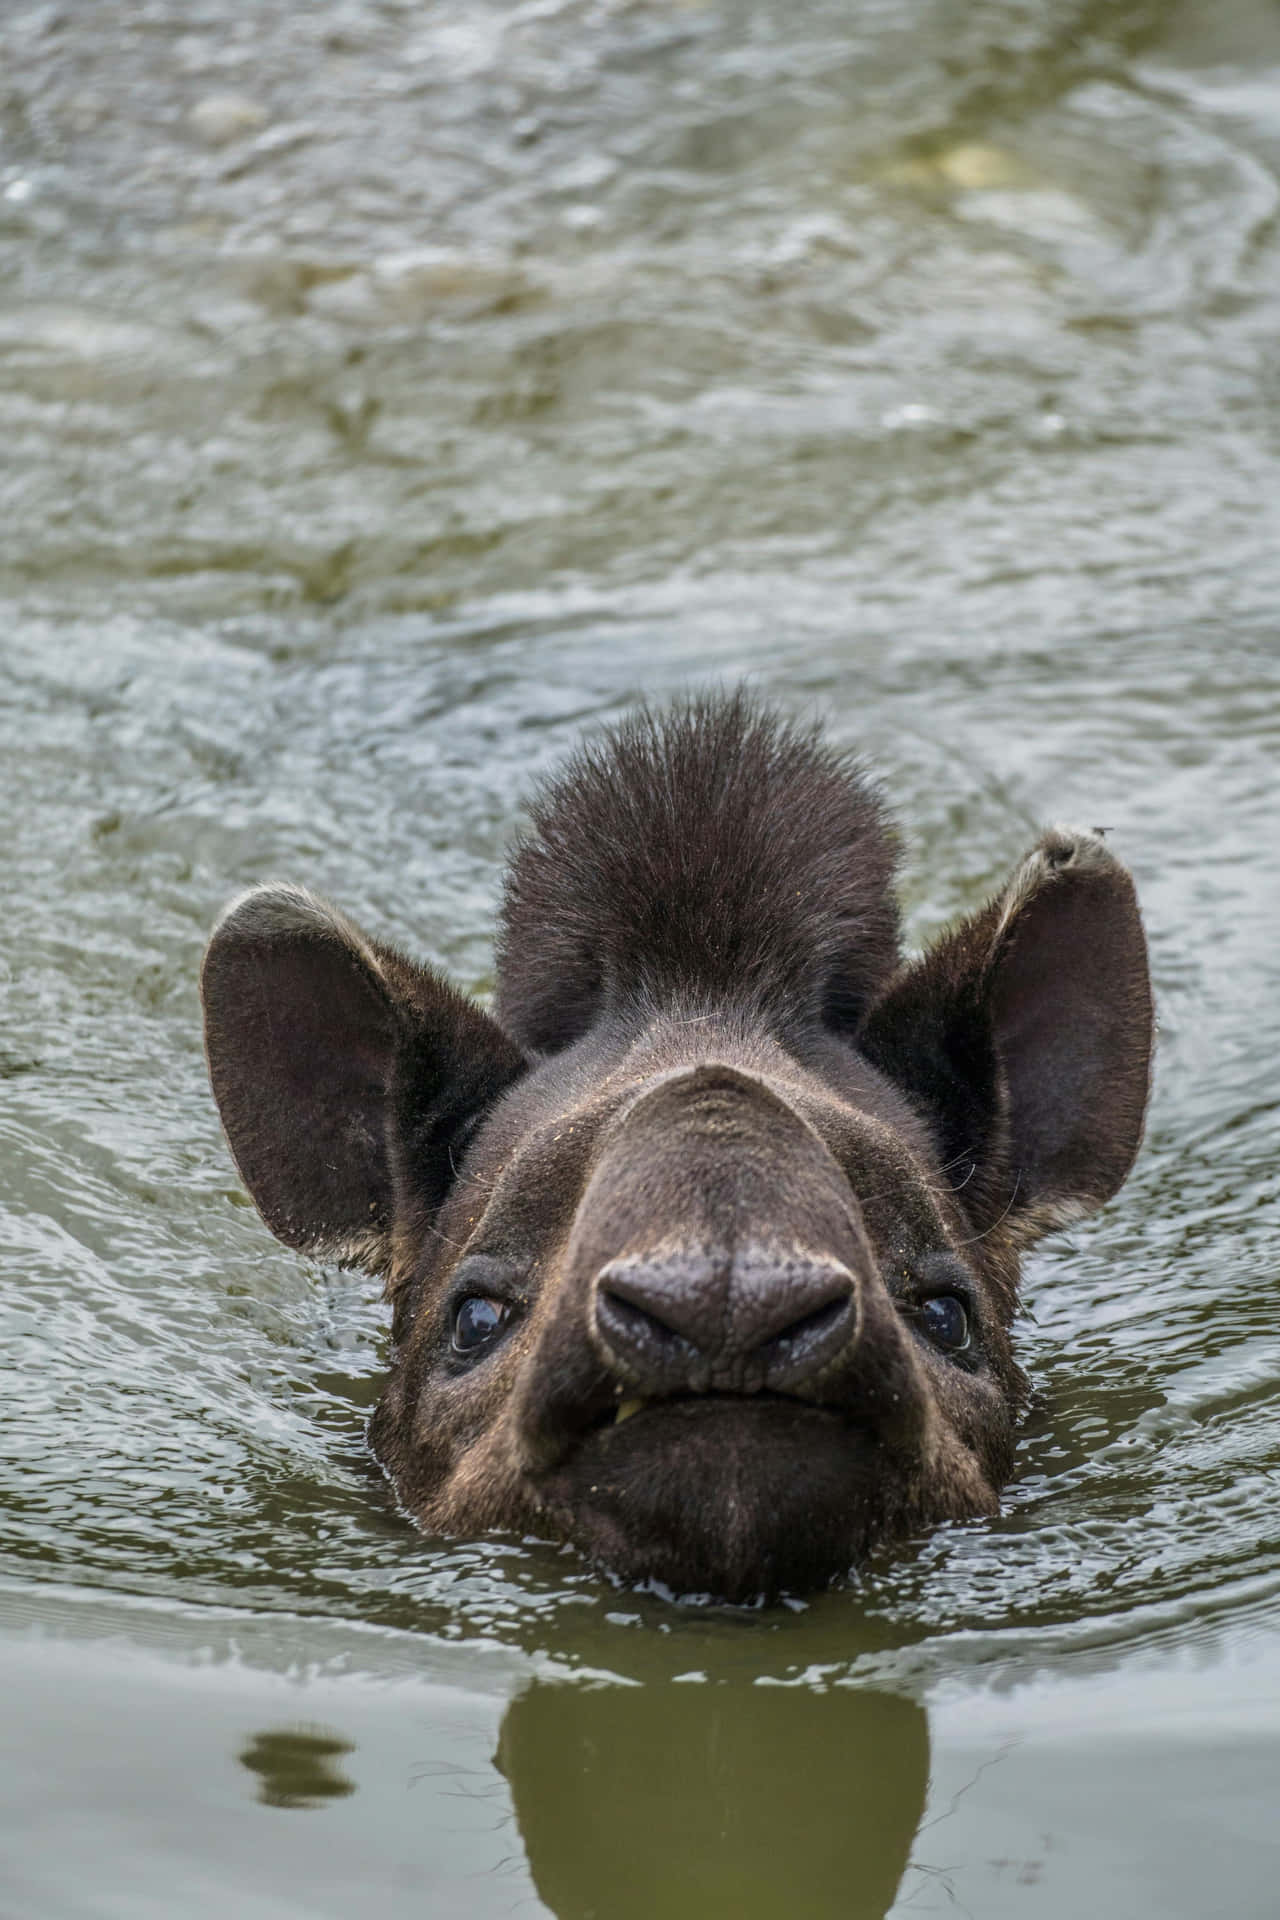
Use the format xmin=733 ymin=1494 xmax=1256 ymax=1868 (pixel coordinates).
xmin=859 ymin=831 xmax=1154 ymax=1245
xmin=201 ymin=886 xmax=527 ymax=1271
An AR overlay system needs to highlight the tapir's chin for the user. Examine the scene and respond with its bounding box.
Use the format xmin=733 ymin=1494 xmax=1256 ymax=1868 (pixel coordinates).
xmin=533 ymin=1396 xmax=912 ymax=1604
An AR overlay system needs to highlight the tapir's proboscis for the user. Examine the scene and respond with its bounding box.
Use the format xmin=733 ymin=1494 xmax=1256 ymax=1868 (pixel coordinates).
xmin=202 ymin=694 xmax=1153 ymax=1602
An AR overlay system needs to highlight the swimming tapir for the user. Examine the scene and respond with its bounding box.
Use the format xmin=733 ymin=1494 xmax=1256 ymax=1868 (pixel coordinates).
xmin=202 ymin=693 xmax=1153 ymax=1600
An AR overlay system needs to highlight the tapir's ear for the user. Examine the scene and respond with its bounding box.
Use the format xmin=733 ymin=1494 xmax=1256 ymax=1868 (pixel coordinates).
xmin=201 ymin=886 xmax=526 ymax=1271
xmin=859 ymin=831 xmax=1154 ymax=1243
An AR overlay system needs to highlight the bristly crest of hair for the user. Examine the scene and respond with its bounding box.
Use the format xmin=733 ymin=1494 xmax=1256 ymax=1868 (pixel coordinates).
xmin=495 ymin=691 xmax=901 ymax=1053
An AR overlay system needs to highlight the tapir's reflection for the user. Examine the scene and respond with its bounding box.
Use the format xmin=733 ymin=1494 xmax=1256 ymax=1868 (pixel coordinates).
xmin=495 ymin=1676 xmax=928 ymax=1920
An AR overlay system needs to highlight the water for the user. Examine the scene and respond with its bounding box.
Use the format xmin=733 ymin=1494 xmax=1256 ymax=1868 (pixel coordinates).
xmin=2 ymin=0 xmax=1279 ymax=1912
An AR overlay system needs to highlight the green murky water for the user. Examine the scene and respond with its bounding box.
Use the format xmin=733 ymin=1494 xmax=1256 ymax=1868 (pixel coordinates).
xmin=2 ymin=0 xmax=1279 ymax=1913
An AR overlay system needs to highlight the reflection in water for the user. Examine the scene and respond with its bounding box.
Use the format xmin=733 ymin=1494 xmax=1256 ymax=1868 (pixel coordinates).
xmin=238 ymin=1726 xmax=356 ymax=1811
xmin=496 ymin=1678 xmax=928 ymax=1920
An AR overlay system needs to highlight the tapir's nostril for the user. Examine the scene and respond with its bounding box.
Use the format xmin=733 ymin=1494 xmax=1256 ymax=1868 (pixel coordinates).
xmin=595 ymin=1259 xmax=709 ymax=1379
xmin=748 ymin=1282 xmax=857 ymax=1391
xmin=596 ymin=1286 xmax=691 ymax=1358
xmin=762 ymin=1293 xmax=849 ymax=1359
xmin=594 ymin=1250 xmax=858 ymax=1394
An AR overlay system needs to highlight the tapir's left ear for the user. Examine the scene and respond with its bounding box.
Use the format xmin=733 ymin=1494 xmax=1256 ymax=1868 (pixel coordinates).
xmin=859 ymin=830 xmax=1154 ymax=1243
xmin=201 ymin=886 xmax=527 ymax=1271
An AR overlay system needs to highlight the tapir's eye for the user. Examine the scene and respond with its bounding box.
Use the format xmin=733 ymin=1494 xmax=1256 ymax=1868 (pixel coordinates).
xmin=452 ymin=1296 xmax=511 ymax=1355
xmin=919 ymin=1293 xmax=970 ymax=1352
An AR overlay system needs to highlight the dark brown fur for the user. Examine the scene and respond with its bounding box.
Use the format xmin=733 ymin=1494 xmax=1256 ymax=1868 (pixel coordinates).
xmin=201 ymin=694 xmax=1153 ymax=1601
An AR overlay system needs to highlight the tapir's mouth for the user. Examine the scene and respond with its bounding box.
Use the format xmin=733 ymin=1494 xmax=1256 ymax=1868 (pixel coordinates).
xmin=535 ymin=1392 xmax=891 ymax=1603
xmin=552 ymin=1387 xmax=885 ymax=1489
xmin=591 ymin=1388 xmax=855 ymax=1431
xmin=546 ymin=1384 xmax=880 ymax=1473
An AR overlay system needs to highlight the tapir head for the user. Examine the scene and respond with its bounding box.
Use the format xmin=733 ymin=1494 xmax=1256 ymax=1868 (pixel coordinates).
xmin=202 ymin=695 xmax=1153 ymax=1601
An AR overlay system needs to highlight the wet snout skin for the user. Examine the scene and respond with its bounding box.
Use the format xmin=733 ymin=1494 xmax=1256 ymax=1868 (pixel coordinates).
xmin=594 ymin=1242 xmax=858 ymax=1397
xmin=584 ymin=1065 xmax=876 ymax=1398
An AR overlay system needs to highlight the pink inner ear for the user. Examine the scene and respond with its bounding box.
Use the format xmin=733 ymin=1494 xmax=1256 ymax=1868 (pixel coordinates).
xmin=988 ymin=855 xmax=1154 ymax=1217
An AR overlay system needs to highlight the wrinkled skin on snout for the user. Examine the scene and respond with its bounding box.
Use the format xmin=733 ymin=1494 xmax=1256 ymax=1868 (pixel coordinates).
xmin=201 ymin=699 xmax=1153 ymax=1602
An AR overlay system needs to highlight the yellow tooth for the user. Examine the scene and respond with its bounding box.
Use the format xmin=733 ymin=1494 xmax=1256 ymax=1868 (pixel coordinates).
xmin=615 ymin=1397 xmax=646 ymax=1425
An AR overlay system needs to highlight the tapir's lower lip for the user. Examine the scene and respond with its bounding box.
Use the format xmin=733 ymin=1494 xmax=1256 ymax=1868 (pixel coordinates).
xmin=513 ymin=1366 xmax=886 ymax=1481
xmin=533 ymin=1394 xmax=892 ymax=1602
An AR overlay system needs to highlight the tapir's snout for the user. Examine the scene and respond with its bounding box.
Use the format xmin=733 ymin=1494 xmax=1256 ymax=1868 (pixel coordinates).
xmin=509 ymin=1058 xmax=949 ymax=1598
xmin=594 ymin=1246 xmax=858 ymax=1396
xmin=561 ymin=1061 xmax=888 ymax=1406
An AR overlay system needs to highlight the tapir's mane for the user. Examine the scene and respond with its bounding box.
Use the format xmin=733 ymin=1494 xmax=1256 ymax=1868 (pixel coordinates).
xmin=495 ymin=692 xmax=901 ymax=1052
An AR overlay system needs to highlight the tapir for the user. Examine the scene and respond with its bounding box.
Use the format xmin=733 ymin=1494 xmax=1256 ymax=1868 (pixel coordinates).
xmin=201 ymin=693 xmax=1153 ymax=1601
